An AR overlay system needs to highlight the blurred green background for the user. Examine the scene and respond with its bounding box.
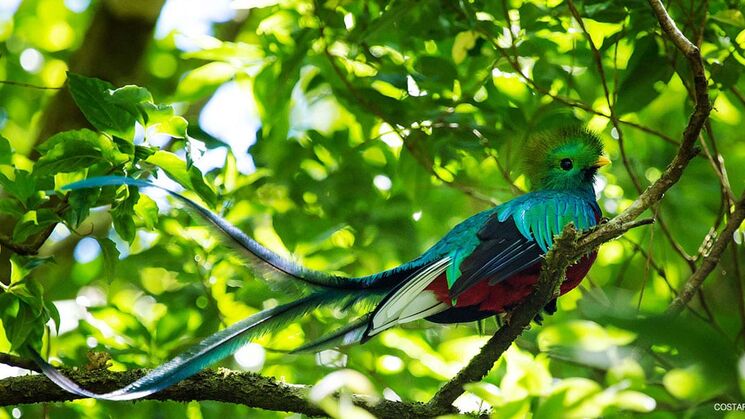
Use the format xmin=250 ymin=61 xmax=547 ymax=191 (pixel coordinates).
xmin=1 ymin=0 xmax=745 ymax=417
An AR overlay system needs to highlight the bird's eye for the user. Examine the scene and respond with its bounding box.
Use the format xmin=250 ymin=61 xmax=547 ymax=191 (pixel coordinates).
xmin=560 ymin=158 xmax=573 ymax=171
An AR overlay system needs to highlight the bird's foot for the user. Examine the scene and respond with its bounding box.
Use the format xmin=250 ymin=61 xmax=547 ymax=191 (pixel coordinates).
xmin=500 ymin=311 xmax=512 ymax=327
xmin=533 ymin=298 xmax=558 ymax=325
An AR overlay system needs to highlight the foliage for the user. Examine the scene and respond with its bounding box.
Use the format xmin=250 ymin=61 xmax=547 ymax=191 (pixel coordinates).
xmin=1 ymin=0 xmax=745 ymax=417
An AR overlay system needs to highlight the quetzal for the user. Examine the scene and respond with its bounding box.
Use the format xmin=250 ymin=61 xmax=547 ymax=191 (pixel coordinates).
xmin=32 ymin=126 xmax=609 ymax=401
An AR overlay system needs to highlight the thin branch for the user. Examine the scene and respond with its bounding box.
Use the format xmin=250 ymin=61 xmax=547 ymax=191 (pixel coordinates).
xmin=667 ymin=192 xmax=745 ymax=315
xmin=458 ymin=2 xmax=680 ymax=147
xmin=0 ymin=80 xmax=63 ymax=90
xmin=649 ymin=0 xmax=699 ymax=55
xmin=566 ymin=0 xmax=645 ymax=194
xmin=733 ymin=244 xmax=745 ymax=348
xmin=319 ymin=34 xmax=496 ymax=206
xmin=657 ymin=214 xmax=697 ymax=269
xmin=731 ymin=87 xmax=745 ymax=108
xmin=0 ymin=234 xmax=41 ymax=256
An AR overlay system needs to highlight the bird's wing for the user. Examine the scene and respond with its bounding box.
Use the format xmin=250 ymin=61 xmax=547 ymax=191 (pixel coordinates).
xmin=447 ymin=193 xmax=599 ymax=299
xmin=361 ymin=257 xmax=452 ymax=339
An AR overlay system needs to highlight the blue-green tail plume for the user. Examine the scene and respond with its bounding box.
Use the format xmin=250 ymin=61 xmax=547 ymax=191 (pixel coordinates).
xmin=290 ymin=314 xmax=372 ymax=354
xmin=33 ymin=175 xmax=403 ymax=400
xmin=61 ymin=176 xmax=414 ymax=291
xmin=32 ymin=290 xmax=378 ymax=400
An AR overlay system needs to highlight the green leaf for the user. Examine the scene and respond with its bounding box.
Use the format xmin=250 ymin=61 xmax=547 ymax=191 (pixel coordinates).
xmin=67 ymin=72 xmax=137 ymax=139
xmin=452 ymin=31 xmax=478 ymax=64
xmin=174 ymin=62 xmax=236 ymax=102
xmin=36 ymin=129 xmax=128 ymax=176
xmin=711 ymin=55 xmax=742 ymax=89
xmin=0 ymin=170 xmax=37 ymax=206
xmin=612 ymin=390 xmax=656 ymax=412
xmin=6 ymin=303 xmax=34 ymax=351
xmin=107 ymin=85 xmax=154 ymax=107
xmin=134 ymin=144 xmax=158 ymax=162
xmin=97 ymin=237 xmax=120 ymax=281
xmin=134 ymin=194 xmax=159 ymax=230
xmin=0 ymin=294 xmax=19 ymax=322
xmin=254 ymin=61 xmax=292 ymax=144
xmin=153 ymin=115 xmax=188 ymax=138
xmin=12 ymin=280 xmax=44 ymax=317
xmin=663 ymin=365 xmax=723 ymax=402
xmin=182 ymin=40 xmax=263 ymax=64
xmin=0 ymin=134 xmax=11 ymax=165
xmin=9 ymin=255 xmax=27 ymax=285
xmin=615 ymin=36 xmax=674 ymax=115
xmin=146 ymin=150 xmax=216 ymax=206
xmin=12 ymin=209 xmax=59 ymax=243
xmin=112 ymin=189 xmax=138 ymax=243
xmin=10 ymin=254 xmax=54 ymax=283
xmin=45 ymin=299 xmax=61 ymax=334
xmin=711 ymin=9 xmax=745 ymax=28
xmin=106 ymin=85 xmax=154 ymax=123
xmin=63 ymin=186 xmax=102 ymax=227
xmin=253 ymin=29 xmax=312 ymax=143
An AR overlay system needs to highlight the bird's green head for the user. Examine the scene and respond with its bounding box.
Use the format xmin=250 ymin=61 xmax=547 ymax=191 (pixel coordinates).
xmin=524 ymin=126 xmax=609 ymax=192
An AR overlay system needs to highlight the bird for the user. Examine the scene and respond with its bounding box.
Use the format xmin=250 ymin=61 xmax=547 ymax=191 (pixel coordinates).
xmin=32 ymin=126 xmax=610 ymax=401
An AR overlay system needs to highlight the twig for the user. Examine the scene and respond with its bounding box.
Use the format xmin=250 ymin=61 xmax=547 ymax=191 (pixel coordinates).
xmin=0 ymin=234 xmax=40 ymax=256
xmin=567 ymin=0 xmax=645 ymax=193
xmin=667 ymin=193 xmax=745 ymax=315
xmin=731 ymin=87 xmax=745 ymax=108
xmin=0 ymin=80 xmax=63 ymax=90
xmin=458 ymin=1 xmax=680 ymax=147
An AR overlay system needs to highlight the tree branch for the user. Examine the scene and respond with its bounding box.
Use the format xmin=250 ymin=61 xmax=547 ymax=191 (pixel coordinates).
xmin=0 ymin=367 xmax=440 ymax=418
xmin=0 ymin=353 xmax=40 ymax=372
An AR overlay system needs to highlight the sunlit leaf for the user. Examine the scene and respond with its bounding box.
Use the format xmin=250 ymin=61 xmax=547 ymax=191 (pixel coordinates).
xmin=67 ymin=72 xmax=137 ymax=139
xmin=97 ymin=237 xmax=120 ymax=281
xmin=0 ymin=134 xmax=11 ymax=164
xmin=146 ymin=150 xmax=216 ymax=206
xmin=174 ymin=62 xmax=236 ymax=102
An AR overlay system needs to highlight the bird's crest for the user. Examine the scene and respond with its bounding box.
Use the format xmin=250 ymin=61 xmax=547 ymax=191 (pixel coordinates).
xmin=523 ymin=126 xmax=605 ymax=191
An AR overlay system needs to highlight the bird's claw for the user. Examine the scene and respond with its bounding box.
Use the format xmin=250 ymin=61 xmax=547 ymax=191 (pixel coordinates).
xmin=533 ymin=298 xmax=558 ymax=325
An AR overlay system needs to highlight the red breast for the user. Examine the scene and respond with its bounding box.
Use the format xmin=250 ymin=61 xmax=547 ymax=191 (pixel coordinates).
xmin=426 ymin=252 xmax=597 ymax=313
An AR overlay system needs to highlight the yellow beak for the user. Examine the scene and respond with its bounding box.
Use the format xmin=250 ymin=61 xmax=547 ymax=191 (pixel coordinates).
xmin=594 ymin=155 xmax=611 ymax=168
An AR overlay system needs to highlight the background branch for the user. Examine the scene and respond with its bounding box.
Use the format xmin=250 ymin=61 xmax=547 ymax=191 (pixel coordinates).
xmin=667 ymin=193 xmax=745 ymax=315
